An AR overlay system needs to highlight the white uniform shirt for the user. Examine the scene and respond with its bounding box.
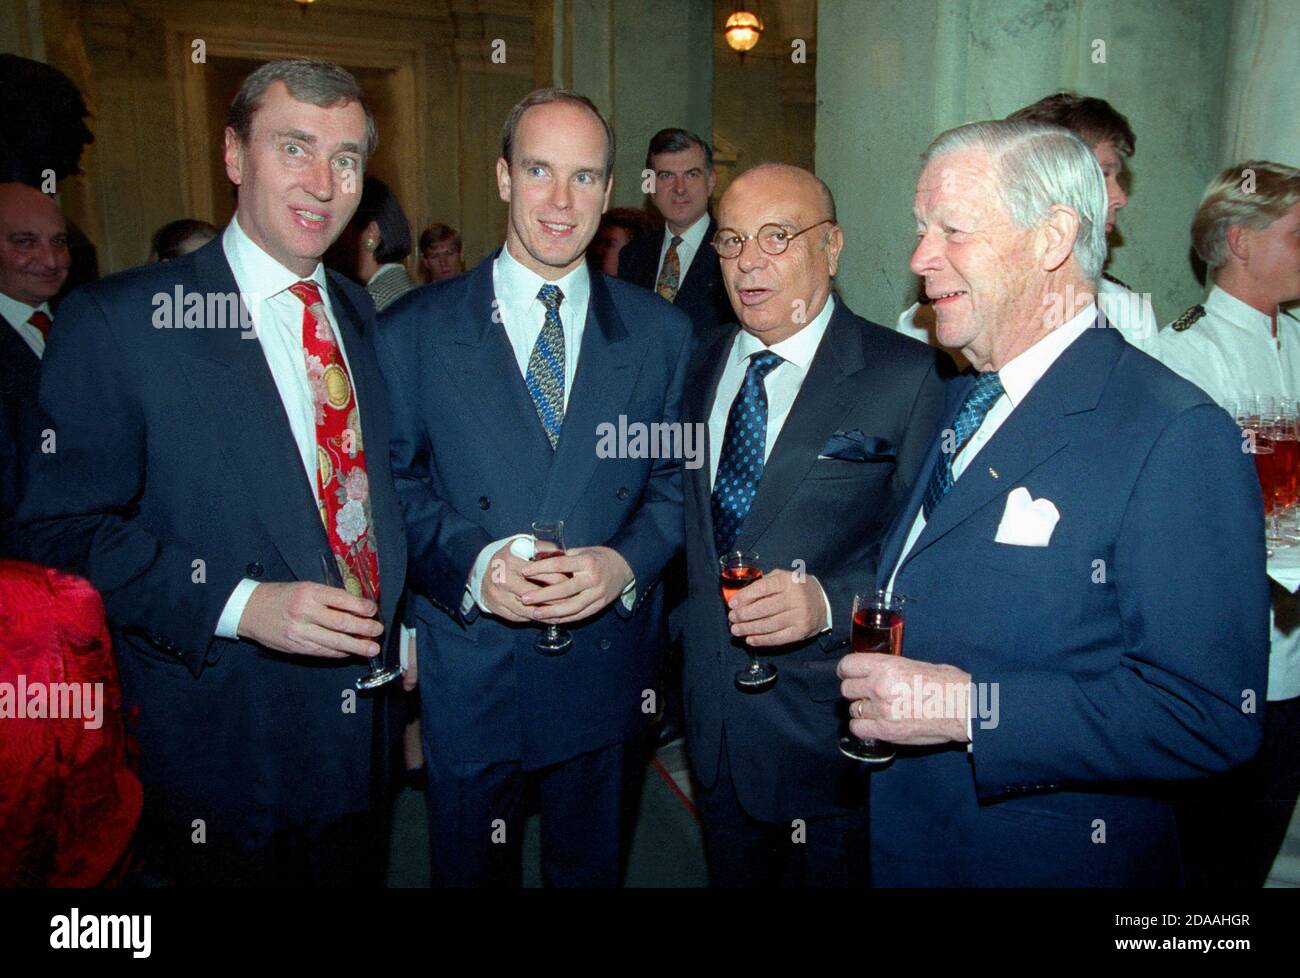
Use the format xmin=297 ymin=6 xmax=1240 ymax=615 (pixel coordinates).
xmin=1160 ymin=284 xmax=1300 ymax=701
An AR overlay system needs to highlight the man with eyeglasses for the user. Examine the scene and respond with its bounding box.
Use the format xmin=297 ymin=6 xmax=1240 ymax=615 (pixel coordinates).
xmin=678 ymin=163 xmax=945 ymax=886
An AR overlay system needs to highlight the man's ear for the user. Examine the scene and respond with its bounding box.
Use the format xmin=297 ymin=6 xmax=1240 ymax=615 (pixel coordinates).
xmin=1225 ymin=224 xmax=1251 ymax=262
xmin=1038 ymin=204 xmax=1080 ymax=272
xmin=223 ymin=128 xmax=244 ymax=187
xmin=603 ymin=174 xmax=614 ymax=211
xmin=825 ymin=225 xmax=845 ymax=278
xmin=496 ymin=158 xmax=511 ymax=204
xmin=706 ymin=168 xmax=718 ymax=198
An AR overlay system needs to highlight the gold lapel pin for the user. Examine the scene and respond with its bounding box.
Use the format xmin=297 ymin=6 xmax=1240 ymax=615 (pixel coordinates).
xmin=988 ymin=467 xmax=999 ymax=479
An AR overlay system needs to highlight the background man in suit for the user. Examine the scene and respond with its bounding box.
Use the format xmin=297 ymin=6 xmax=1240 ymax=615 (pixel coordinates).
xmin=618 ymin=128 xmax=734 ymax=337
xmin=840 ymin=120 xmax=1269 ymax=886
xmin=377 ymin=89 xmax=692 ymax=887
xmin=681 ymin=163 xmax=945 ymax=887
xmin=16 ymin=59 xmax=406 ymax=886
xmin=0 ymin=182 xmax=69 ymax=548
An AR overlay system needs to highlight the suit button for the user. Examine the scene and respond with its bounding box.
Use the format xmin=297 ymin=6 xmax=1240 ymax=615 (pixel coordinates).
xmin=599 ymin=638 xmax=612 ymax=650
xmin=479 ymin=496 xmax=490 ymax=510
xmin=616 ymin=487 xmax=630 ymax=500
xmin=246 ymin=562 xmax=264 ymax=578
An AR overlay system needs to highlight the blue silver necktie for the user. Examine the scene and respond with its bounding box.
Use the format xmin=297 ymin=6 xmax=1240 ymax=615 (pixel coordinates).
xmin=526 ymin=284 xmax=565 ymax=448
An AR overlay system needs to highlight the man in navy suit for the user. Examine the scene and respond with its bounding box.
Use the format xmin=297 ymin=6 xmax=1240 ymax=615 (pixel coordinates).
xmin=377 ymin=89 xmax=691 ymax=887
xmin=681 ymin=164 xmax=945 ymax=887
xmin=618 ymin=128 xmax=734 ymax=338
xmin=839 ymin=119 xmax=1269 ymax=887
xmin=16 ymin=59 xmax=406 ymax=885
xmin=0 ymin=182 xmax=69 ymax=550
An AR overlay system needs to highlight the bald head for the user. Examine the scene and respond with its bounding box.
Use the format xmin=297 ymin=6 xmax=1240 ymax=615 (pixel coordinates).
xmin=0 ymin=183 xmax=69 ymax=305
xmin=715 ymin=164 xmax=843 ymax=345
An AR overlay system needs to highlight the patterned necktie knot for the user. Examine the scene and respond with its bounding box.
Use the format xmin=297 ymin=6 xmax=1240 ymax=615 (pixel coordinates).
xmin=748 ymin=349 xmax=783 ymax=382
xmin=27 ymin=310 xmax=52 ymax=339
xmin=538 ymin=283 xmax=564 ymax=312
xmin=288 ymin=280 xmax=323 ymax=307
xmin=921 ymin=370 xmax=1004 ymax=520
xmin=669 ymin=235 xmax=683 ymax=248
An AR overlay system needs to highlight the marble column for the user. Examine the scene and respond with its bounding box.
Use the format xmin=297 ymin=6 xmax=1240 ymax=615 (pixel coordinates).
xmin=1219 ymin=0 xmax=1300 ymax=167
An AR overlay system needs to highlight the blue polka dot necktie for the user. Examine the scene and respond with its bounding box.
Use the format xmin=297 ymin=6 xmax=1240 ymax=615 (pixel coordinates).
xmin=526 ymin=284 xmax=565 ymax=448
xmin=921 ymin=370 xmax=1004 ymax=520
xmin=712 ymin=350 xmax=784 ymax=555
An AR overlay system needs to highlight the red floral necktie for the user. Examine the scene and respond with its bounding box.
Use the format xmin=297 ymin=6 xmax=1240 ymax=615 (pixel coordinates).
xmin=287 ymin=280 xmax=380 ymax=599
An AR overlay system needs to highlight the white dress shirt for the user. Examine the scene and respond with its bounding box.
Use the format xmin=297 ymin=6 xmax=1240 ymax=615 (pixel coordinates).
xmin=0 ymin=292 xmax=51 ymax=358
xmin=656 ymin=212 xmax=711 ymax=288
xmin=886 ymin=304 xmax=1096 ymax=596
xmin=1160 ymin=284 xmax=1300 ymax=700
xmin=215 ymin=215 xmax=363 ymax=640
xmin=708 ymin=294 xmax=837 ymax=628
xmin=466 ymin=245 xmax=638 ymax=615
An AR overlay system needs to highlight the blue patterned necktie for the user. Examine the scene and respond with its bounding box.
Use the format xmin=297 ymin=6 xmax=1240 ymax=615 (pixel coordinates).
xmin=526 ymin=284 xmax=565 ymax=448
xmin=712 ymin=350 xmax=784 ymax=554
xmin=921 ymin=370 xmax=1004 ymax=520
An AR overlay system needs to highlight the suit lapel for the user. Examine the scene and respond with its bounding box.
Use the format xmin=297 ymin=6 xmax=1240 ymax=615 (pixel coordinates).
xmin=178 ymin=241 xmax=329 ymax=585
xmin=735 ymin=303 xmax=866 ymax=551
xmin=537 ymin=270 xmax=638 ymax=521
xmin=676 ymin=217 xmax=718 ymax=301
xmin=876 ymin=376 xmax=967 ymax=586
xmin=443 ymin=255 xmax=553 ymax=500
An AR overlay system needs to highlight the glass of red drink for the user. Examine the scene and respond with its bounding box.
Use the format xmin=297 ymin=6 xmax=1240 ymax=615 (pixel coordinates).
xmin=531 ymin=519 xmax=572 ymax=655
xmin=719 ymin=550 xmax=775 ymax=691
xmin=839 ymin=589 xmax=907 ymax=763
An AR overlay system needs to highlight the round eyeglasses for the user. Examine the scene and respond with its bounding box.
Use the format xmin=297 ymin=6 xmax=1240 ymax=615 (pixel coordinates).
xmin=711 ymin=219 xmax=836 ymax=259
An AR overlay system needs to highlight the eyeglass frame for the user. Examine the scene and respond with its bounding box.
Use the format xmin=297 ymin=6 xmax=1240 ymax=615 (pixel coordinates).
xmin=710 ymin=218 xmax=837 ymax=259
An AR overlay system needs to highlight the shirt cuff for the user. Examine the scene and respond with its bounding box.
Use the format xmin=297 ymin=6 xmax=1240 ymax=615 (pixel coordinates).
xmin=621 ymin=577 xmax=637 ymax=611
xmin=399 ymin=624 xmax=415 ymax=672
xmin=467 ymin=534 xmax=533 ymax=616
xmin=819 ymin=582 xmax=833 ymax=635
xmin=966 ymin=684 xmax=974 ymax=753
xmin=216 ymin=578 xmax=261 ymax=639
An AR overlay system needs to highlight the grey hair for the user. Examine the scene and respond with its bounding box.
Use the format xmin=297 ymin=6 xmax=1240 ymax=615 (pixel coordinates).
xmin=227 ymin=59 xmax=377 ymax=159
xmin=921 ymin=119 xmax=1107 ymax=282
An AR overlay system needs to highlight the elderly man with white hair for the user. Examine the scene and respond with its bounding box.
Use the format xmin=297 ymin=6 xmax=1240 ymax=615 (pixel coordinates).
xmin=837 ymin=119 xmax=1269 ymax=886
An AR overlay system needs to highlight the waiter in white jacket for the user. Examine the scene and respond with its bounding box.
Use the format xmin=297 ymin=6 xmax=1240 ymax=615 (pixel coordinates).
xmin=1162 ymin=159 xmax=1300 ymax=888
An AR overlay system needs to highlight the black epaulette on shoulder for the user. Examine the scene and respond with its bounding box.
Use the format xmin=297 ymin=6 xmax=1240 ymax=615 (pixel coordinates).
xmin=1171 ymin=304 xmax=1206 ymax=332
xmin=1101 ymin=271 xmax=1130 ymax=290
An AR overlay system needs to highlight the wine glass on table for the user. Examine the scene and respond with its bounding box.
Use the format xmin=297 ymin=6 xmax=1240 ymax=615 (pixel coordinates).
xmin=319 ymin=550 xmax=401 ymax=690
xmin=839 ymin=589 xmax=907 ymax=763
xmin=719 ymin=550 xmax=775 ymax=691
xmin=531 ymin=519 xmax=573 ymax=656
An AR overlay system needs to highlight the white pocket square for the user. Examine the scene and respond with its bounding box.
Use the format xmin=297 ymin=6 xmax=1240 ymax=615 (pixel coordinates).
xmin=994 ymin=487 xmax=1060 ymax=547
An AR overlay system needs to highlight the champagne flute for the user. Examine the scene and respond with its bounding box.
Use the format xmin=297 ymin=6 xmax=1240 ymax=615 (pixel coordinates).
xmin=720 ymin=550 xmax=776 ymax=691
xmin=839 ymin=590 xmax=907 ymax=763
xmin=531 ymin=519 xmax=573 ymax=655
xmin=319 ymin=550 xmax=401 ymax=690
